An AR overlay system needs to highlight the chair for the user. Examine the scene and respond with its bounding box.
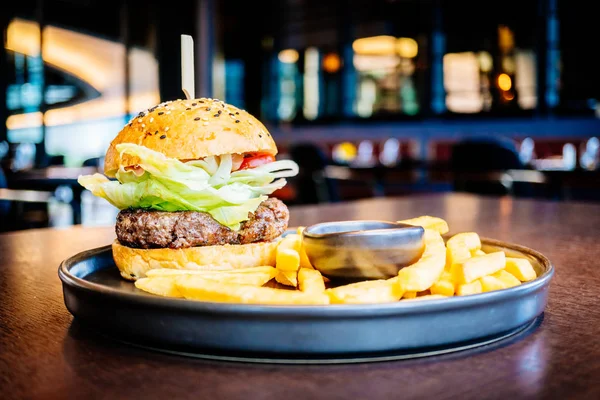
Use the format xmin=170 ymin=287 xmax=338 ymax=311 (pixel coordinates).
xmin=48 ymin=155 xmax=65 ymax=166
xmin=0 ymin=166 xmax=9 ymax=219
xmin=288 ymin=143 xmax=339 ymax=204
xmin=0 ymin=174 xmax=52 ymax=232
xmin=0 ymin=161 xmax=52 ymax=232
xmin=83 ymin=157 xmax=102 ymax=167
xmin=450 ymin=136 xmax=526 ymax=196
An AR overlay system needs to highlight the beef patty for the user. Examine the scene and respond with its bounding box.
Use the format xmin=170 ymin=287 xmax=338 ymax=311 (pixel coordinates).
xmin=115 ymin=197 xmax=289 ymax=249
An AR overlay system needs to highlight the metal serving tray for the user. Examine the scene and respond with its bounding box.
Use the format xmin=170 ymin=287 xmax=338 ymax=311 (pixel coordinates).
xmin=58 ymin=237 xmax=553 ymax=364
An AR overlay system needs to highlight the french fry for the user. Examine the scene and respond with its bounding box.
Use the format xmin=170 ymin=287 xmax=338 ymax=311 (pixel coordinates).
xmin=298 ymin=268 xmax=326 ymax=294
xmin=479 ymin=275 xmax=507 ymax=292
xmin=398 ymin=216 xmax=449 ymax=235
xmin=456 ymin=280 xmax=483 ymax=296
xmin=276 ymin=248 xmax=300 ymax=272
xmin=447 ymin=246 xmax=471 ymax=272
xmin=505 ymin=257 xmax=537 ymax=281
xmin=135 ymin=276 xmax=183 ymax=298
xmin=447 ymin=232 xmax=481 ymax=251
xmin=175 ymin=278 xmax=329 ymax=305
xmin=402 ymin=294 xmax=447 ymax=301
xmin=276 ymin=270 xmax=298 ymax=287
xmin=454 ymin=251 xmax=506 ymax=284
xmin=278 ymin=234 xmax=300 ymax=252
xmin=430 ymin=279 xmax=455 ymax=296
xmin=136 ymin=267 xmax=278 ymax=297
xmin=403 ymin=291 xmax=417 ymax=299
xmin=278 ymin=233 xmax=314 ymax=270
xmin=396 ymin=229 xmax=446 ymax=292
xmin=326 ymin=279 xmax=403 ymax=304
xmin=430 ymin=270 xmax=455 ymax=296
xmin=439 ymin=270 xmax=452 ymax=281
xmin=446 ymin=232 xmax=481 ymax=271
xmin=299 ymin=243 xmax=314 ymax=270
xmin=491 ymin=270 xmax=521 ymax=288
xmin=174 ymin=268 xmax=277 ymax=287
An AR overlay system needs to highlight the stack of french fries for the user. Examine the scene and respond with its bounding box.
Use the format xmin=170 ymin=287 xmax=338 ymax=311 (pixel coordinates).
xmin=134 ymin=216 xmax=538 ymax=305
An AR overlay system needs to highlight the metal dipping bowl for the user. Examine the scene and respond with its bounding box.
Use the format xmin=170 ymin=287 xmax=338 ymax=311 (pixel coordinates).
xmin=301 ymin=220 xmax=425 ymax=280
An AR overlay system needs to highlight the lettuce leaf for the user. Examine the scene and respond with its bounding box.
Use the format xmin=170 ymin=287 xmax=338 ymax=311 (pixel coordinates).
xmin=77 ymin=143 xmax=299 ymax=229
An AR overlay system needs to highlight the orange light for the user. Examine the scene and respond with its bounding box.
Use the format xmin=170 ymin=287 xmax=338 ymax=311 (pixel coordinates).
xmin=396 ymin=38 xmax=418 ymax=58
xmin=322 ymin=53 xmax=341 ymax=73
xmin=352 ymin=36 xmax=396 ymax=55
xmin=497 ymin=73 xmax=512 ymax=91
xmin=6 ymin=112 xmax=43 ymax=130
xmin=278 ymin=49 xmax=299 ymax=64
xmin=502 ymin=91 xmax=515 ymax=101
xmin=498 ymin=25 xmax=515 ymax=53
xmin=332 ymin=142 xmax=357 ymax=163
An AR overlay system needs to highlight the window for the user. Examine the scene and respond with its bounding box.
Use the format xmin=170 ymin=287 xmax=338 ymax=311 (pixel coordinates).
xmin=3 ymin=1 xmax=160 ymax=167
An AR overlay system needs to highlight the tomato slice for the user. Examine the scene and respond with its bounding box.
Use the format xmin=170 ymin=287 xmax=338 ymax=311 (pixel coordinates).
xmin=238 ymin=154 xmax=276 ymax=170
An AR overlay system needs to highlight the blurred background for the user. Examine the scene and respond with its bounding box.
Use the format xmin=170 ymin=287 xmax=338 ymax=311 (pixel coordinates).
xmin=1 ymin=0 xmax=599 ymax=232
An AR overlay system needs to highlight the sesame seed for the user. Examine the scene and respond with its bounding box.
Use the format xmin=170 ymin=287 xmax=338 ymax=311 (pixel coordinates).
xmin=138 ymin=118 xmax=143 ymax=123
xmin=259 ymin=134 xmax=262 ymax=138
xmin=166 ymin=111 xmax=171 ymax=115
xmin=199 ymin=100 xmax=204 ymax=103
xmin=165 ymin=127 xmax=170 ymax=132
xmin=158 ymin=112 xmax=164 ymax=115
xmin=217 ymin=110 xmax=222 ymax=114
xmin=201 ymin=117 xmax=208 ymax=121
xmin=229 ymin=113 xmax=235 ymax=116
xmin=235 ymin=112 xmax=239 ymax=115
xmin=160 ymin=135 xmax=166 ymax=139
xmin=213 ymin=113 xmax=219 ymax=117
xmin=206 ymin=107 xmax=211 ymax=111
xmin=149 ymin=117 xmax=154 ymax=123
xmin=235 ymin=120 xmax=240 ymax=123
xmin=192 ymin=103 xmax=197 ymax=106
xmin=203 ymin=122 xmax=209 ymax=126
xmin=186 ymin=108 xmax=191 ymax=110
xmin=155 ymin=131 xmax=158 ymax=135
xmin=141 ymin=124 xmax=146 ymax=128
xmin=194 ymin=117 xmax=201 ymax=121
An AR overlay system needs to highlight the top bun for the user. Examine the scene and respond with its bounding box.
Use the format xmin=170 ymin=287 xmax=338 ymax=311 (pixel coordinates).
xmin=103 ymin=98 xmax=277 ymax=177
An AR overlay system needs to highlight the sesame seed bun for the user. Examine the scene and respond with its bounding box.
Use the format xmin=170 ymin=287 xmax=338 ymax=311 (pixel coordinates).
xmin=103 ymin=98 xmax=277 ymax=177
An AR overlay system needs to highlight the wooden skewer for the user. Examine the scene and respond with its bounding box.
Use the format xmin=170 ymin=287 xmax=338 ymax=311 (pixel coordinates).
xmin=181 ymin=34 xmax=195 ymax=100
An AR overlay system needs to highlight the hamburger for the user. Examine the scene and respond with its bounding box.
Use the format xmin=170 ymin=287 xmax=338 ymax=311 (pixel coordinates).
xmin=78 ymin=98 xmax=299 ymax=280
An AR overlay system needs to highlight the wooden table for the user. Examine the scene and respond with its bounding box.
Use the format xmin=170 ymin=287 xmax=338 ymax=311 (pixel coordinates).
xmin=1 ymin=193 xmax=599 ymax=399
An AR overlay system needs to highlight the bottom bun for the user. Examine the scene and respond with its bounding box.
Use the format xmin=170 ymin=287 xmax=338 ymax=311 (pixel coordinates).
xmin=112 ymin=239 xmax=280 ymax=281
